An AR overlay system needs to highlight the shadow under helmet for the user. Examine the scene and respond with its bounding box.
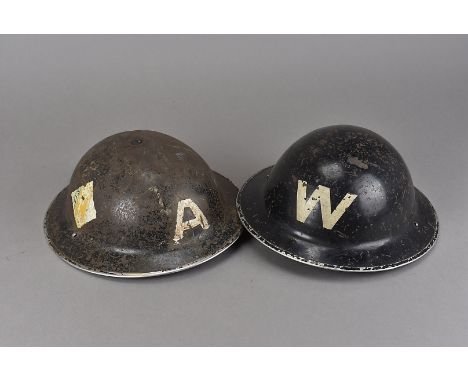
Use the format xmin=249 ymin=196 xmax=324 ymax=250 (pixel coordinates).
xmin=237 ymin=125 xmax=438 ymax=272
xmin=45 ymin=130 xmax=242 ymax=277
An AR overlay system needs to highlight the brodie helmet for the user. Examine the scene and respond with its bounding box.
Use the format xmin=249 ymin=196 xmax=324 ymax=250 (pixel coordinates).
xmin=45 ymin=130 xmax=242 ymax=277
xmin=237 ymin=125 xmax=438 ymax=272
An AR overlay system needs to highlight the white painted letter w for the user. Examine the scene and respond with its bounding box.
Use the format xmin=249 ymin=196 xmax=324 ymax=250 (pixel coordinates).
xmin=296 ymin=180 xmax=357 ymax=230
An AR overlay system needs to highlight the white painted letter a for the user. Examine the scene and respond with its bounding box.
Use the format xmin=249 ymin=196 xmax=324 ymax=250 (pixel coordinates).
xmin=173 ymin=199 xmax=210 ymax=243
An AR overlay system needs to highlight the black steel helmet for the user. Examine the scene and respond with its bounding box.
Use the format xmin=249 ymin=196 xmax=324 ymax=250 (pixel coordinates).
xmin=237 ymin=125 xmax=438 ymax=272
xmin=45 ymin=130 xmax=242 ymax=277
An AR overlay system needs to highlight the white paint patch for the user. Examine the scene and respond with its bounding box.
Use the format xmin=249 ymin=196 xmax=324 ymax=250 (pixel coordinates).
xmin=71 ymin=181 xmax=96 ymax=228
xmin=296 ymin=180 xmax=357 ymax=229
xmin=173 ymin=199 xmax=210 ymax=243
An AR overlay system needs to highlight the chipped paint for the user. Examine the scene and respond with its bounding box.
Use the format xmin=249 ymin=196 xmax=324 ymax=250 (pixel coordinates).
xmin=347 ymin=156 xmax=368 ymax=169
xmin=296 ymin=180 xmax=357 ymax=229
xmin=71 ymin=181 xmax=96 ymax=228
xmin=148 ymin=186 xmax=165 ymax=207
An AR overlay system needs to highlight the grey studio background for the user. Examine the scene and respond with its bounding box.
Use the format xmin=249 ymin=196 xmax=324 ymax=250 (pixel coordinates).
xmin=0 ymin=35 xmax=467 ymax=346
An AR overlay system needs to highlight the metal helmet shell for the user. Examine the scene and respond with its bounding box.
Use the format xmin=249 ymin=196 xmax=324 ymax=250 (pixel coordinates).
xmin=237 ymin=125 xmax=438 ymax=272
xmin=45 ymin=130 xmax=242 ymax=277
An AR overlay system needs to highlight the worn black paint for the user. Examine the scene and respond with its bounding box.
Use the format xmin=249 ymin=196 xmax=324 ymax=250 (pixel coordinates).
xmin=237 ymin=125 xmax=439 ymax=272
xmin=45 ymin=130 xmax=242 ymax=277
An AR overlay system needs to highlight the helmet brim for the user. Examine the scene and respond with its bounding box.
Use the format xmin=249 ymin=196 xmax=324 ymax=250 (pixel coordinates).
xmin=237 ymin=166 xmax=439 ymax=272
xmin=45 ymin=172 xmax=242 ymax=278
